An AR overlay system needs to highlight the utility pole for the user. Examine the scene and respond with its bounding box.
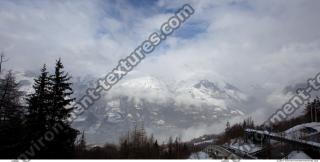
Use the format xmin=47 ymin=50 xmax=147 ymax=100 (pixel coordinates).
xmin=315 ymin=106 xmax=318 ymax=122
xmin=311 ymin=106 xmax=313 ymax=122
xmin=0 ymin=51 xmax=9 ymax=74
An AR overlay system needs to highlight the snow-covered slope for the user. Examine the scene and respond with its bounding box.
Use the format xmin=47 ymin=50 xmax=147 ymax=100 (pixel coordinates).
xmin=174 ymin=79 xmax=247 ymax=113
xmin=111 ymin=77 xmax=247 ymax=112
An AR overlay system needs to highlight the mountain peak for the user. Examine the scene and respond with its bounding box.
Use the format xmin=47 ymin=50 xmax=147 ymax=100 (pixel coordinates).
xmin=194 ymin=79 xmax=221 ymax=92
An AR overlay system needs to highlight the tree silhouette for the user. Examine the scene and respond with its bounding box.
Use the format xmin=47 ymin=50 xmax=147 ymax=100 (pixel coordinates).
xmin=46 ymin=59 xmax=78 ymax=158
xmin=25 ymin=59 xmax=78 ymax=158
xmin=0 ymin=71 xmax=24 ymax=158
xmin=26 ymin=65 xmax=51 ymax=131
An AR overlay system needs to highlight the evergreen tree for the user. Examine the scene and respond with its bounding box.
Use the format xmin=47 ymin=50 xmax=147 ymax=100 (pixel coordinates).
xmin=77 ymin=131 xmax=87 ymax=153
xmin=78 ymin=131 xmax=86 ymax=151
xmin=305 ymin=97 xmax=320 ymax=122
xmin=49 ymin=58 xmax=75 ymax=124
xmin=75 ymin=131 xmax=87 ymax=158
xmin=47 ymin=58 xmax=78 ymax=158
xmin=225 ymin=121 xmax=230 ymax=132
xmin=119 ymin=139 xmax=129 ymax=158
xmin=153 ymin=140 xmax=160 ymax=158
xmin=26 ymin=65 xmax=51 ymax=130
xmin=25 ymin=64 xmax=55 ymax=158
xmin=25 ymin=60 xmax=78 ymax=158
xmin=167 ymin=136 xmax=174 ymax=159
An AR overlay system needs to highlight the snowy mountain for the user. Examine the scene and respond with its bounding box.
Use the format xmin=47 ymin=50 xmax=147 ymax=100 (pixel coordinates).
xmin=12 ymin=71 xmax=249 ymax=144
xmin=174 ymin=79 xmax=247 ymax=112
xmin=71 ymin=76 xmax=249 ymax=144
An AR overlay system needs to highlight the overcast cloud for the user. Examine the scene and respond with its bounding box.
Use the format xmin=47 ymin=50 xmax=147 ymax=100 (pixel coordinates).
xmin=1 ymin=0 xmax=320 ymax=124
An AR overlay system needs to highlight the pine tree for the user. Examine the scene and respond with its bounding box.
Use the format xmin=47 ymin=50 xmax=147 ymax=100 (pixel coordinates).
xmin=47 ymin=58 xmax=78 ymax=158
xmin=153 ymin=140 xmax=160 ymax=158
xmin=226 ymin=121 xmax=230 ymax=131
xmin=49 ymin=58 xmax=75 ymax=124
xmin=75 ymin=131 xmax=87 ymax=158
xmin=26 ymin=65 xmax=51 ymax=130
xmin=25 ymin=60 xmax=78 ymax=158
xmin=24 ymin=64 xmax=54 ymax=158
xmin=305 ymin=97 xmax=320 ymax=122
xmin=167 ymin=136 xmax=173 ymax=159
xmin=78 ymin=131 xmax=86 ymax=151
xmin=119 ymin=139 xmax=129 ymax=158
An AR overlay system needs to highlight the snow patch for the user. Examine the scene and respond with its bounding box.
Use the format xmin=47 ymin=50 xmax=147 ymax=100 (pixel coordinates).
xmin=189 ymin=151 xmax=210 ymax=159
xmin=287 ymin=150 xmax=311 ymax=159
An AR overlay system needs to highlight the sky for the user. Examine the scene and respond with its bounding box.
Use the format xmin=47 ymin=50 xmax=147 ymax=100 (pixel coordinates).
xmin=1 ymin=0 xmax=320 ymax=123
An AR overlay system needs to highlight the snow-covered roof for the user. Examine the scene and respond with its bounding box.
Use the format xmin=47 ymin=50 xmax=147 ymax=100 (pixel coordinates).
xmin=285 ymin=122 xmax=320 ymax=134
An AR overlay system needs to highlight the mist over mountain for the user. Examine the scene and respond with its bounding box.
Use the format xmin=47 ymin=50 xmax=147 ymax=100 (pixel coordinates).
xmin=71 ymin=76 xmax=249 ymax=144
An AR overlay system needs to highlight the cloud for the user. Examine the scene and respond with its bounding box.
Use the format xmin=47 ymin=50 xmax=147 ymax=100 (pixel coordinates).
xmin=1 ymin=0 xmax=320 ymax=137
